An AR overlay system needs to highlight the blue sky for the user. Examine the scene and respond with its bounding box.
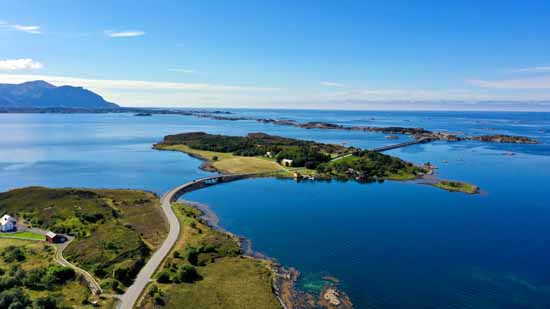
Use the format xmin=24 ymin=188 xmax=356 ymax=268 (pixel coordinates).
xmin=1 ymin=0 xmax=550 ymax=110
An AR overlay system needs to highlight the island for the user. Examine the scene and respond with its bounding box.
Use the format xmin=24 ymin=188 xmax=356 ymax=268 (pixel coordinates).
xmin=154 ymin=132 xmax=427 ymax=182
xmin=434 ymin=180 xmax=479 ymax=194
xmin=154 ymin=132 xmax=480 ymax=194
xmin=466 ymin=134 xmax=539 ymax=144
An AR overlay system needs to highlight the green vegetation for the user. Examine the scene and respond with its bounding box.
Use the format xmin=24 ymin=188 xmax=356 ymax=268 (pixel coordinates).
xmin=0 ymin=231 xmax=44 ymax=240
xmin=435 ymin=180 xmax=479 ymax=194
xmin=0 ymin=187 xmax=169 ymax=292
xmin=0 ymin=239 xmax=94 ymax=307
xmin=317 ymin=150 xmax=424 ymax=182
xmin=156 ymin=132 xmax=347 ymax=169
xmin=155 ymin=132 xmax=425 ymax=182
xmin=156 ymin=144 xmax=291 ymax=175
xmin=138 ymin=203 xmax=280 ymax=309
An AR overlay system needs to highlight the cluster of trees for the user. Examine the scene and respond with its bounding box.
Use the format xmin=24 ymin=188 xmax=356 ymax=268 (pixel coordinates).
xmin=0 ymin=287 xmax=60 ymax=309
xmin=275 ymin=146 xmax=330 ymax=169
xmin=317 ymin=150 xmax=421 ymax=180
xmin=157 ymin=264 xmax=201 ymax=284
xmin=0 ymin=265 xmax=75 ymax=291
xmin=160 ymin=132 xmax=340 ymax=168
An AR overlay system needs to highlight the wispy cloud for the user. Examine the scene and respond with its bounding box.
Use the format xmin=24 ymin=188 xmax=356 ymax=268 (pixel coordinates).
xmin=168 ymin=68 xmax=198 ymax=74
xmin=11 ymin=24 xmax=41 ymax=34
xmin=320 ymin=81 xmax=347 ymax=88
xmin=467 ymin=76 xmax=550 ymax=89
xmin=514 ymin=66 xmax=550 ymax=73
xmin=0 ymin=59 xmax=43 ymax=71
xmin=105 ymin=30 xmax=145 ymax=38
xmin=0 ymin=74 xmax=278 ymax=92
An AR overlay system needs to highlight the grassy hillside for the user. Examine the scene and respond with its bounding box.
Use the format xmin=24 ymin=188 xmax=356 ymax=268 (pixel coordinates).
xmin=0 ymin=187 xmax=168 ymax=292
xmin=138 ymin=203 xmax=281 ymax=309
xmin=0 ymin=239 xmax=99 ymax=307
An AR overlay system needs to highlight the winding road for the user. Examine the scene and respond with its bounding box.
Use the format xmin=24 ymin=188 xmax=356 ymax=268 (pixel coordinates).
xmin=53 ymin=236 xmax=103 ymax=295
xmin=118 ymin=174 xmax=254 ymax=309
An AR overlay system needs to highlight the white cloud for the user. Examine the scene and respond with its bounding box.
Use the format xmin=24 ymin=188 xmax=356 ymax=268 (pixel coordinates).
xmin=514 ymin=66 xmax=550 ymax=73
xmin=168 ymin=68 xmax=197 ymax=74
xmin=105 ymin=30 xmax=145 ymax=38
xmin=0 ymin=74 xmax=278 ymax=92
xmin=1 ymin=73 xmax=549 ymax=110
xmin=11 ymin=25 xmax=41 ymax=34
xmin=320 ymin=81 xmax=347 ymax=88
xmin=467 ymin=76 xmax=550 ymax=89
xmin=0 ymin=59 xmax=43 ymax=71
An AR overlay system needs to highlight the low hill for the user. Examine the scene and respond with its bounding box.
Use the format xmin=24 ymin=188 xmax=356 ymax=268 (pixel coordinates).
xmin=0 ymin=80 xmax=119 ymax=109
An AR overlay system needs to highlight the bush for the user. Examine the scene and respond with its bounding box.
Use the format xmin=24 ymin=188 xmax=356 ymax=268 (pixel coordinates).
xmin=45 ymin=266 xmax=75 ymax=284
xmin=0 ymin=288 xmax=31 ymax=309
xmin=174 ymin=265 xmax=200 ymax=283
xmin=212 ymin=156 xmax=219 ymax=161
xmin=184 ymin=246 xmax=199 ymax=266
xmin=2 ymin=246 xmax=26 ymax=263
xmin=33 ymin=296 xmax=58 ymax=309
xmin=156 ymin=271 xmax=171 ymax=283
xmin=113 ymin=259 xmax=144 ymax=286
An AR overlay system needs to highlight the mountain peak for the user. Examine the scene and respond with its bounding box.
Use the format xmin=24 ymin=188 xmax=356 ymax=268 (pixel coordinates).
xmin=0 ymin=81 xmax=119 ymax=109
xmin=20 ymin=80 xmax=56 ymax=89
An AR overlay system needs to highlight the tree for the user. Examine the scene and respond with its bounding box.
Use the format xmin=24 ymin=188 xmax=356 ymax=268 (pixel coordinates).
xmin=0 ymin=288 xmax=31 ymax=309
xmin=175 ymin=265 xmax=200 ymax=283
xmin=45 ymin=266 xmax=75 ymax=285
xmin=184 ymin=246 xmax=199 ymax=265
xmin=33 ymin=296 xmax=58 ymax=309
xmin=156 ymin=271 xmax=171 ymax=283
xmin=2 ymin=246 xmax=25 ymax=263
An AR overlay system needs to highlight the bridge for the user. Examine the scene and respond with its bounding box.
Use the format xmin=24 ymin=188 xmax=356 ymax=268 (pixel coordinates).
xmin=118 ymin=173 xmax=257 ymax=309
xmin=372 ymin=137 xmax=432 ymax=152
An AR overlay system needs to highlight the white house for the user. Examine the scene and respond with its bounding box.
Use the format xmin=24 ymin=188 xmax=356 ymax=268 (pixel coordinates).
xmin=0 ymin=214 xmax=16 ymax=232
xmin=281 ymin=159 xmax=293 ymax=167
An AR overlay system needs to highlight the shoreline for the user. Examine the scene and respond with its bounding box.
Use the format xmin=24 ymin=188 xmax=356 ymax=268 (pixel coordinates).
xmin=180 ymin=199 xmax=354 ymax=308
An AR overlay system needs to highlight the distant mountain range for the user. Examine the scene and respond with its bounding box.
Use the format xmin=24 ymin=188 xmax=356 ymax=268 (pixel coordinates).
xmin=0 ymin=80 xmax=119 ymax=109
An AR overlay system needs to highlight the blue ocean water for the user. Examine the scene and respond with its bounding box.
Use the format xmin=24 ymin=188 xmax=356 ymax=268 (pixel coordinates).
xmin=1 ymin=110 xmax=549 ymax=308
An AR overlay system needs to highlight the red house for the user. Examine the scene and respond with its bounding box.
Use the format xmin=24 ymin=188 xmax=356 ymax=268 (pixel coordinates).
xmin=45 ymin=231 xmax=66 ymax=243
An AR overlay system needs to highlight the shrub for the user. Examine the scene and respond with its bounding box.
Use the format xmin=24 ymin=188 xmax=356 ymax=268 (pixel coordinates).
xmin=2 ymin=246 xmax=26 ymax=263
xmin=33 ymin=295 xmax=58 ymax=309
xmin=212 ymin=156 xmax=219 ymax=161
xmin=184 ymin=246 xmax=199 ymax=265
xmin=45 ymin=266 xmax=75 ymax=284
xmin=156 ymin=271 xmax=171 ymax=283
xmin=0 ymin=288 xmax=31 ymax=309
xmin=175 ymin=265 xmax=200 ymax=283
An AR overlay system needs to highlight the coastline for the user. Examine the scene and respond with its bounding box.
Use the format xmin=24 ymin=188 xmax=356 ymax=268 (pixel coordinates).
xmin=180 ymin=199 xmax=354 ymax=308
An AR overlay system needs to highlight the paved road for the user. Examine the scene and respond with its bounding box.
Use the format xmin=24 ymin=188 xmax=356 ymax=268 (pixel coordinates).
xmin=54 ymin=236 xmax=103 ymax=295
xmin=118 ymin=174 xmax=255 ymax=309
xmin=118 ymin=182 xmax=183 ymax=309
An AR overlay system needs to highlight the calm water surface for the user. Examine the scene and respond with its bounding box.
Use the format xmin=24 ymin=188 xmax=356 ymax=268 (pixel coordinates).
xmin=1 ymin=110 xmax=549 ymax=308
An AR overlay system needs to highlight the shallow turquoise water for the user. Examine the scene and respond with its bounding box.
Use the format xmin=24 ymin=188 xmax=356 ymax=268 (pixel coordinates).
xmin=1 ymin=110 xmax=549 ymax=308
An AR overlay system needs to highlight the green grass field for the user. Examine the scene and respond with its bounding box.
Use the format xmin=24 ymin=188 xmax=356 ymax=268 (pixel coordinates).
xmin=138 ymin=203 xmax=280 ymax=309
xmin=0 ymin=231 xmax=44 ymax=240
xmin=157 ymin=144 xmax=294 ymax=176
